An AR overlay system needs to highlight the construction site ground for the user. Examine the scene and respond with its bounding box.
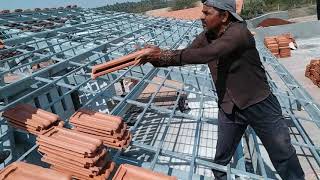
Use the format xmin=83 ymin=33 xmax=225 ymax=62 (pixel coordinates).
xmin=279 ymin=36 xmax=320 ymax=103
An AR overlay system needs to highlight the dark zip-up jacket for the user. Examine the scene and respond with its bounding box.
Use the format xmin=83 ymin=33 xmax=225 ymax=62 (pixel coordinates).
xmin=159 ymin=22 xmax=271 ymax=113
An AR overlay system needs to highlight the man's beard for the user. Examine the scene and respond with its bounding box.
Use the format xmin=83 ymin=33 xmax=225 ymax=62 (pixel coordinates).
xmin=205 ymin=27 xmax=219 ymax=40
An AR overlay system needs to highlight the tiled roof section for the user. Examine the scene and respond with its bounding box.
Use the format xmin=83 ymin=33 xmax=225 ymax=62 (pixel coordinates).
xmin=70 ymin=109 xmax=132 ymax=150
xmin=2 ymin=104 xmax=63 ymax=135
xmin=0 ymin=49 xmax=22 ymax=61
xmin=112 ymin=164 xmax=177 ymax=180
xmin=0 ymin=162 xmax=71 ymax=180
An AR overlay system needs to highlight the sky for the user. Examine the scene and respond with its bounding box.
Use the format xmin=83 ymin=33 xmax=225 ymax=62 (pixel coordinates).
xmin=0 ymin=0 xmax=141 ymax=10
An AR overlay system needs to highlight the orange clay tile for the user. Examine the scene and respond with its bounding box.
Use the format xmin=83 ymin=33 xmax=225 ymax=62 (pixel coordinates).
xmin=73 ymin=122 xmax=127 ymax=139
xmin=0 ymin=162 xmax=71 ymax=180
xmin=37 ymin=127 xmax=103 ymax=157
xmin=51 ymin=161 xmax=115 ymax=180
xmin=38 ymin=145 xmax=107 ymax=167
xmin=3 ymin=104 xmax=62 ymax=134
xmin=91 ymin=48 xmax=152 ymax=79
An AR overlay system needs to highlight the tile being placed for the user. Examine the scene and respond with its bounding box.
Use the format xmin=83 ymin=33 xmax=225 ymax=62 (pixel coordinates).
xmin=91 ymin=48 xmax=152 ymax=79
xmin=0 ymin=162 xmax=71 ymax=180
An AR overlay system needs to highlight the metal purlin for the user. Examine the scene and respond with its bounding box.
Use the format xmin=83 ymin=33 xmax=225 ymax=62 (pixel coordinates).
xmin=258 ymin=43 xmax=320 ymax=167
xmin=257 ymin=40 xmax=320 ymax=128
xmin=1 ymin=13 xmax=143 ymax=75
xmin=0 ymin=16 xmax=170 ymax=109
xmin=0 ymin=8 xmax=102 ymax=37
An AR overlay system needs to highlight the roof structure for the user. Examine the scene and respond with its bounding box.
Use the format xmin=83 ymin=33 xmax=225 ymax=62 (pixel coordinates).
xmin=0 ymin=6 xmax=320 ymax=180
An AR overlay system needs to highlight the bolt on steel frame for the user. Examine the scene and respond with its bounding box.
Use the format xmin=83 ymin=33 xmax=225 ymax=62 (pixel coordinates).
xmin=0 ymin=7 xmax=320 ymax=180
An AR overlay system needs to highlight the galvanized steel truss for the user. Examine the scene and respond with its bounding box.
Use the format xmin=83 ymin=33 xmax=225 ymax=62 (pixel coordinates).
xmin=0 ymin=8 xmax=320 ymax=180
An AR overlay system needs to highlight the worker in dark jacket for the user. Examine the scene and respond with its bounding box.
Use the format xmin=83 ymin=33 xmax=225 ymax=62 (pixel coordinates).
xmin=135 ymin=0 xmax=305 ymax=179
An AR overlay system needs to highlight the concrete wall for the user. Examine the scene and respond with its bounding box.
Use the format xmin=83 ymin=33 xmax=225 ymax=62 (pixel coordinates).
xmin=254 ymin=20 xmax=320 ymax=41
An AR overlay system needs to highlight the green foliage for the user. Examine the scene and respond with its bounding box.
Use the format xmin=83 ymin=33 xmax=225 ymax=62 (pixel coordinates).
xmin=98 ymin=0 xmax=317 ymax=19
xmin=241 ymin=0 xmax=265 ymax=19
xmin=97 ymin=0 xmax=169 ymax=13
xmin=240 ymin=0 xmax=316 ymax=19
xmin=97 ymin=0 xmax=199 ymax=13
xmin=170 ymin=0 xmax=199 ymax=11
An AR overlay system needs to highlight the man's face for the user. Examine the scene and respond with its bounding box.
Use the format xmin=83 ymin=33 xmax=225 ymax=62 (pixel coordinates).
xmin=200 ymin=5 xmax=224 ymax=32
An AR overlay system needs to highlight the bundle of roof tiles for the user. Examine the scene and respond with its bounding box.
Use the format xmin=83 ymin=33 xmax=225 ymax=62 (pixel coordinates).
xmin=69 ymin=109 xmax=132 ymax=150
xmin=2 ymin=104 xmax=64 ymax=135
xmin=305 ymin=59 xmax=320 ymax=87
xmin=0 ymin=39 xmax=4 ymax=49
xmin=0 ymin=161 xmax=71 ymax=180
xmin=112 ymin=164 xmax=177 ymax=180
xmin=36 ymin=127 xmax=115 ymax=180
xmin=264 ymin=33 xmax=293 ymax=58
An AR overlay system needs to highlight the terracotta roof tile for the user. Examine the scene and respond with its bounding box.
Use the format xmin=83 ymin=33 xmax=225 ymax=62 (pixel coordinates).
xmin=36 ymin=126 xmax=116 ymax=179
xmin=37 ymin=127 xmax=103 ymax=156
xmin=70 ymin=109 xmax=132 ymax=150
xmin=91 ymin=48 xmax=152 ymax=79
xmin=3 ymin=104 xmax=63 ymax=135
xmin=0 ymin=162 xmax=71 ymax=180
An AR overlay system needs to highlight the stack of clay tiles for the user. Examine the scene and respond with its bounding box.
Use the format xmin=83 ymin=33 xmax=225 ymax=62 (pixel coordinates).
xmin=0 ymin=162 xmax=71 ymax=180
xmin=305 ymin=59 xmax=320 ymax=87
xmin=264 ymin=36 xmax=279 ymax=57
xmin=264 ymin=33 xmax=293 ymax=58
xmin=36 ymin=127 xmax=115 ymax=180
xmin=69 ymin=109 xmax=132 ymax=150
xmin=2 ymin=104 xmax=63 ymax=135
xmin=112 ymin=164 xmax=177 ymax=180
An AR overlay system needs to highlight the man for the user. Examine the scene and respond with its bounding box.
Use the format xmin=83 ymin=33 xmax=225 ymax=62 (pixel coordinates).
xmin=135 ymin=0 xmax=305 ymax=179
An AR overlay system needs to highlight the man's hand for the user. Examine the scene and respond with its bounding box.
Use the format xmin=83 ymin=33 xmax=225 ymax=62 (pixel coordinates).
xmin=134 ymin=46 xmax=163 ymax=66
